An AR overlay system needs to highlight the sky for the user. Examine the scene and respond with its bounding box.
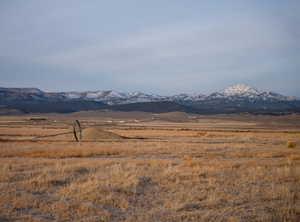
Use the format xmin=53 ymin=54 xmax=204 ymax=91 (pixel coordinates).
xmin=0 ymin=0 xmax=299 ymax=96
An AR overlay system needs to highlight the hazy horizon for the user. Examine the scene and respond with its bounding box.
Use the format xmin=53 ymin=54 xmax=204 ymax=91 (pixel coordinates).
xmin=1 ymin=1 xmax=299 ymax=96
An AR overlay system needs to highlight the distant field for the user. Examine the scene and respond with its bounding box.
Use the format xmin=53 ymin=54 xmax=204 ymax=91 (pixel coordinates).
xmin=0 ymin=112 xmax=300 ymax=221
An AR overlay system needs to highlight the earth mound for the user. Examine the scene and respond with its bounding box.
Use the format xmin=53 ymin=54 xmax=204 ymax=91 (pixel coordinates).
xmin=81 ymin=127 xmax=124 ymax=141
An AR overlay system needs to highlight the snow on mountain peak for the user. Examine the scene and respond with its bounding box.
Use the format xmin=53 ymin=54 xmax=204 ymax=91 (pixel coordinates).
xmin=220 ymin=84 xmax=260 ymax=97
xmin=106 ymin=90 xmax=127 ymax=98
xmin=209 ymin=84 xmax=297 ymax=101
xmin=57 ymin=84 xmax=298 ymax=105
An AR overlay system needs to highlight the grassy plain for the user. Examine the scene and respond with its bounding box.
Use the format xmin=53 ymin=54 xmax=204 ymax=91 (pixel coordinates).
xmin=0 ymin=111 xmax=300 ymax=222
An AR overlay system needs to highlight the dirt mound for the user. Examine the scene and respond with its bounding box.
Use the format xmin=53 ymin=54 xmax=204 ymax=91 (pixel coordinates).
xmin=81 ymin=127 xmax=124 ymax=141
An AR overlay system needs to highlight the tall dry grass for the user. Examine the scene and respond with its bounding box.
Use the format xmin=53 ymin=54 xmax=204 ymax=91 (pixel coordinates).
xmin=0 ymin=118 xmax=300 ymax=221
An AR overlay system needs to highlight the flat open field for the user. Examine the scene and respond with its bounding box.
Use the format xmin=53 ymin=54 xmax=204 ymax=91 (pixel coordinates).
xmin=1 ymin=112 xmax=300 ymax=222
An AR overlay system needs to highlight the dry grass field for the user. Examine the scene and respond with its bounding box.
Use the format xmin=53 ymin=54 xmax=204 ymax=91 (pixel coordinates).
xmin=0 ymin=112 xmax=300 ymax=222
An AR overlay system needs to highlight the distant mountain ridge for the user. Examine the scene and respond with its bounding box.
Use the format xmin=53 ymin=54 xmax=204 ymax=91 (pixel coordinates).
xmin=0 ymin=84 xmax=299 ymax=114
xmin=60 ymin=84 xmax=299 ymax=104
xmin=209 ymin=84 xmax=296 ymax=101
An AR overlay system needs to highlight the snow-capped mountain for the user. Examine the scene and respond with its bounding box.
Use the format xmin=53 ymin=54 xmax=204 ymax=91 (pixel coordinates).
xmin=209 ymin=84 xmax=296 ymax=101
xmin=1 ymin=84 xmax=299 ymax=114
xmin=61 ymin=90 xmax=210 ymax=105
xmin=214 ymin=84 xmax=261 ymax=98
xmin=170 ymin=93 xmax=207 ymax=101
xmin=49 ymin=84 xmax=298 ymax=105
xmin=62 ymin=90 xmax=168 ymax=105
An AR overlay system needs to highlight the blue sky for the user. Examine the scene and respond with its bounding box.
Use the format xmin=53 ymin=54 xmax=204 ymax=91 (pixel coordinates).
xmin=0 ymin=1 xmax=299 ymax=96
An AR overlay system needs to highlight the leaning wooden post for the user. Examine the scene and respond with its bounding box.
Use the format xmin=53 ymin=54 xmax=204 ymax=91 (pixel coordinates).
xmin=73 ymin=120 xmax=82 ymax=142
xmin=73 ymin=125 xmax=79 ymax=142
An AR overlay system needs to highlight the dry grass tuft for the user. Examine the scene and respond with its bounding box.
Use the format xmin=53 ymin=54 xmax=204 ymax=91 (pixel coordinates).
xmin=287 ymin=141 xmax=297 ymax=148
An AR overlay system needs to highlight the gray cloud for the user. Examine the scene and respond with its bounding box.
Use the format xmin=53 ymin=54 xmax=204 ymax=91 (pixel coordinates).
xmin=0 ymin=1 xmax=299 ymax=96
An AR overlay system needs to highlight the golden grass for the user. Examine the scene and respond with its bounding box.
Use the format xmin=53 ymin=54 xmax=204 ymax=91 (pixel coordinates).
xmin=3 ymin=148 xmax=120 ymax=158
xmin=287 ymin=154 xmax=300 ymax=160
xmin=0 ymin=145 xmax=128 ymax=158
xmin=1 ymin=116 xmax=300 ymax=221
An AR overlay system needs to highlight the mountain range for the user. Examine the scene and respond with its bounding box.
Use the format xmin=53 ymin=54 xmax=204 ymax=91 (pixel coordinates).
xmin=1 ymin=84 xmax=299 ymax=114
